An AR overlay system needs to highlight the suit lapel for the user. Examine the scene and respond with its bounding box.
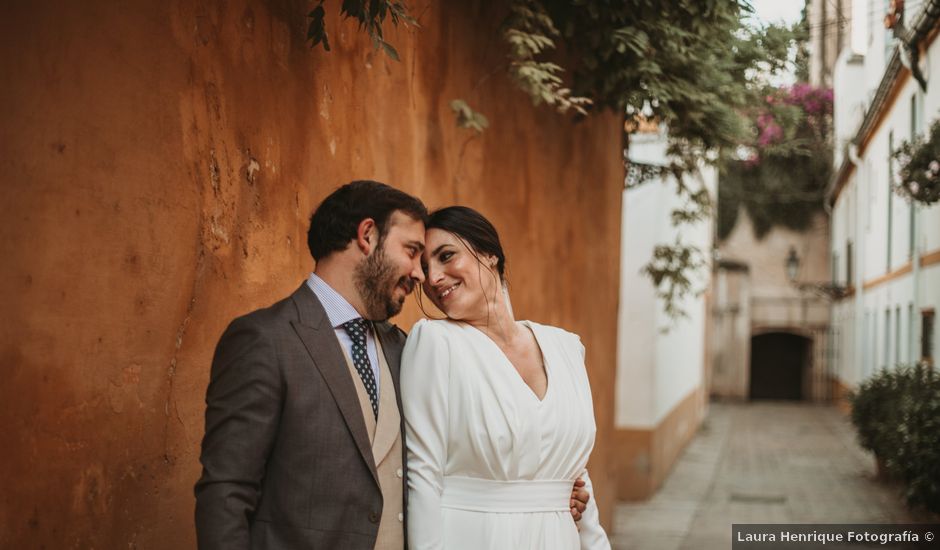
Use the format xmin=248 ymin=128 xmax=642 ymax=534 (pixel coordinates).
xmin=374 ymin=320 xmax=410 ymax=540
xmin=289 ymin=284 xmax=379 ymax=486
xmin=374 ymin=321 xmax=404 ymax=396
xmin=371 ymin=337 xmax=400 ymax=464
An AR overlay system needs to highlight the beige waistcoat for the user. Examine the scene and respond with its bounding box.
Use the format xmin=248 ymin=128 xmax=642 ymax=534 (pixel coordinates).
xmin=342 ymin=336 xmax=404 ymax=550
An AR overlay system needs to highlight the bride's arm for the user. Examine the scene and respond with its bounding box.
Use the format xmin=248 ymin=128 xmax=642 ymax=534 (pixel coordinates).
xmin=566 ymin=331 xmax=611 ymax=550
xmin=401 ymin=321 xmax=450 ymax=550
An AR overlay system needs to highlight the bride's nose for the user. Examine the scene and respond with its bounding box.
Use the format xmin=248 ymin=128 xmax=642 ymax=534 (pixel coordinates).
xmin=427 ymin=263 xmax=445 ymax=287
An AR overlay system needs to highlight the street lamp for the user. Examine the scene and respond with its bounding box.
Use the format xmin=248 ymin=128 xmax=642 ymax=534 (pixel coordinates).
xmin=785 ymin=246 xmax=849 ymax=300
xmin=786 ymin=247 xmax=800 ymax=283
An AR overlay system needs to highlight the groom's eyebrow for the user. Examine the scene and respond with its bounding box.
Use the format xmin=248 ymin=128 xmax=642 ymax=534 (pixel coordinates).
xmin=408 ymin=240 xmax=425 ymax=252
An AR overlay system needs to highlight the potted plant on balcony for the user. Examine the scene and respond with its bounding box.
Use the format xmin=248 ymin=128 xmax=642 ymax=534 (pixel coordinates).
xmin=894 ymin=119 xmax=940 ymax=205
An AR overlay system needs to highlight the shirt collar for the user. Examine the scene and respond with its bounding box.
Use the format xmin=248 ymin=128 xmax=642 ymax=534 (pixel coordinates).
xmin=306 ymin=272 xmax=363 ymax=329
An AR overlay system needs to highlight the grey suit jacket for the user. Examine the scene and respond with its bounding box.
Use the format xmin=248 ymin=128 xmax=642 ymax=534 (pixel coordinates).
xmin=195 ymin=283 xmax=408 ymax=550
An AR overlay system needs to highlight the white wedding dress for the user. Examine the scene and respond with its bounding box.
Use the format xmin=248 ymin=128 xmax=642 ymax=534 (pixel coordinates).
xmin=402 ymin=319 xmax=610 ymax=550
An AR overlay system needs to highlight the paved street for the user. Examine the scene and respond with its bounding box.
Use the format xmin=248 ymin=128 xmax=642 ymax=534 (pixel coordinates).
xmin=610 ymin=402 xmax=922 ymax=550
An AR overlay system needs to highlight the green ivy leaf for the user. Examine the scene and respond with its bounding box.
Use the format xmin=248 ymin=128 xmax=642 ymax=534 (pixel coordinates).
xmin=450 ymin=99 xmax=489 ymax=133
xmin=306 ymin=2 xmax=330 ymax=52
xmin=380 ymin=39 xmax=400 ymax=61
xmin=309 ymin=0 xmax=416 ymax=61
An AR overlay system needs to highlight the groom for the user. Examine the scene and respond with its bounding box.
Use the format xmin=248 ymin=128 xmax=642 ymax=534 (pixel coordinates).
xmin=195 ymin=180 xmax=588 ymax=549
xmin=195 ymin=180 xmax=427 ymax=549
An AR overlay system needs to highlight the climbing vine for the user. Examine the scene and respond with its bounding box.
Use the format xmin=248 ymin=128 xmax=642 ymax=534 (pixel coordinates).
xmin=306 ymin=0 xmax=416 ymax=61
xmin=718 ymin=83 xmax=834 ymax=240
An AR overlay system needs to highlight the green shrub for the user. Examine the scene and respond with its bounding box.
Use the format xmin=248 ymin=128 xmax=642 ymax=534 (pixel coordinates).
xmin=892 ymin=364 xmax=940 ymax=512
xmin=849 ymin=367 xmax=904 ymax=458
xmin=850 ymin=363 xmax=940 ymax=514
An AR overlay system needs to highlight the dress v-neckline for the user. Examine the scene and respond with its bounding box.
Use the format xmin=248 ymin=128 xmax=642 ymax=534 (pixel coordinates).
xmin=461 ymin=320 xmax=551 ymax=403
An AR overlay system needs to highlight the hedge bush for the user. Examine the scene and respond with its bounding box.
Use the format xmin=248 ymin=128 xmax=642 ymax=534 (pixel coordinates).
xmin=849 ymin=363 xmax=940 ymax=513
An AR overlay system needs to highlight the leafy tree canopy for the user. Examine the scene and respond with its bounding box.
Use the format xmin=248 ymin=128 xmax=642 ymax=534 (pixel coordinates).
xmin=307 ymin=1 xmax=794 ymax=162
xmin=500 ymin=0 xmax=799 ymax=172
xmin=718 ymin=83 xmax=834 ymax=240
xmin=715 ymin=3 xmax=834 ymax=241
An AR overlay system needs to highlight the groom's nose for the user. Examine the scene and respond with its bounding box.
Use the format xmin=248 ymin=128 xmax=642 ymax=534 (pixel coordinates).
xmin=409 ymin=256 xmax=425 ymax=283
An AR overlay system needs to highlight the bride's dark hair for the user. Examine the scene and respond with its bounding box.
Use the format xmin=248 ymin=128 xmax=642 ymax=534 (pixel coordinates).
xmin=415 ymin=206 xmax=508 ymax=320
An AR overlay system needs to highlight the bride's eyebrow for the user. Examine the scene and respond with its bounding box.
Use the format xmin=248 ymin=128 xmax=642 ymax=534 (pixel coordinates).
xmin=430 ymin=244 xmax=453 ymax=256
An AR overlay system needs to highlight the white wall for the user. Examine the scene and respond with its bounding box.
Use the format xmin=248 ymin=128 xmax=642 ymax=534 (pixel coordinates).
xmin=616 ymin=178 xmax=661 ymax=427
xmin=615 ymin=131 xmax=713 ymax=429
xmin=833 ymin=50 xmax=866 ymax=167
xmin=709 ymin=266 xmax=751 ymax=398
xmin=849 ymin=56 xmax=939 ymax=286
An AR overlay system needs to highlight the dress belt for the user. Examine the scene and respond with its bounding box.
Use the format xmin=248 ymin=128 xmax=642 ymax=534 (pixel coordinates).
xmin=441 ymin=476 xmax=572 ymax=513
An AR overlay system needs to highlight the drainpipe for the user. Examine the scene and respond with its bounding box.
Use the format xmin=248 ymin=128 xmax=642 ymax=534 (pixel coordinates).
xmin=848 ymin=144 xmax=866 ymax=383
xmin=911 ymin=206 xmax=921 ymax=364
xmin=898 ymin=33 xmax=929 ymax=92
xmin=899 ymin=42 xmax=913 ymax=70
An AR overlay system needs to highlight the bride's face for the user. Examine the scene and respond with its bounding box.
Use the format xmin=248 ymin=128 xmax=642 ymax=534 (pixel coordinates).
xmin=421 ymin=228 xmax=501 ymax=321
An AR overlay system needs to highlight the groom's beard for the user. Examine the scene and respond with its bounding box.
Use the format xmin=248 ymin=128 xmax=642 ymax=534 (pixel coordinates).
xmin=354 ymin=242 xmax=412 ymax=321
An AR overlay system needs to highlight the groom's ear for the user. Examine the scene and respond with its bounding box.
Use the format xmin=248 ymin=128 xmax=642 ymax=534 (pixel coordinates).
xmin=355 ymin=218 xmax=378 ymax=254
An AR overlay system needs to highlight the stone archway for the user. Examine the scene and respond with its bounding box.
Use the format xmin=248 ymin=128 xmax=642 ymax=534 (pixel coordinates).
xmin=749 ymin=332 xmax=811 ymax=400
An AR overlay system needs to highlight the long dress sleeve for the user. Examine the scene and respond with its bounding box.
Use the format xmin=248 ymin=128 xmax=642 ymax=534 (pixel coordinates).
xmin=563 ymin=331 xmax=611 ymax=550
xmin=578 ymin=469 xmax=611 ymax=550
xmin=401 ymin=320 xmax=450 ymax=550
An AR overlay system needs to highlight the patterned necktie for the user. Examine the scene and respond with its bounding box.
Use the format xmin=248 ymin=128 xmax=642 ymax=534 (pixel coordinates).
xmin=341 ymin=318 xmax=378 ymax=419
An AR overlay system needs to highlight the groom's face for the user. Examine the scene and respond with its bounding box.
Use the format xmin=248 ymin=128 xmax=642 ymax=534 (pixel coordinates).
xmin=354 ymin=210 xmax=426 ymax=320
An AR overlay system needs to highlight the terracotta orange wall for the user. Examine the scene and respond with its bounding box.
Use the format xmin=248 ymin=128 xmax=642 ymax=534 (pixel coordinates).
xmin=0 ymin=1 xmax=622 ymax=547
xmin=612 ymin=387 xmax=707 ymax=500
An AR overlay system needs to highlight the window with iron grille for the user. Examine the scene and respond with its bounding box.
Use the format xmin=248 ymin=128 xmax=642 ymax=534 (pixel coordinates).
xmin=846 ymin=241 xmax=854 ymax=286
xmin=922 ymin=309 xmax=935 ymax=365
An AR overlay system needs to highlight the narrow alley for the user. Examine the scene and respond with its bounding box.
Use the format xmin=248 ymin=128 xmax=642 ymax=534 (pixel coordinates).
xmin=610 ymin=402 xmax=921 ymax=550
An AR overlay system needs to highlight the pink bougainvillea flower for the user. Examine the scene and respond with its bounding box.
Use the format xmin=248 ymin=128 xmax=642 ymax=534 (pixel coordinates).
xmin=758 ymin=122 xmax=783 ymax=146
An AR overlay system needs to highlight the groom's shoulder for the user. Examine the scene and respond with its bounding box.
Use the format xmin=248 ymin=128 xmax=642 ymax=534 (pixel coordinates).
xmin=374 ymin=320 xmax=408 ymax=344
xmin=224 ymin=286 xmax=305 ymax=334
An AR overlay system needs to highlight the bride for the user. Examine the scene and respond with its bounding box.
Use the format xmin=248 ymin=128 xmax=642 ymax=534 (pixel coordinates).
xmin=401 ymin=206 xmax=610 ymax=550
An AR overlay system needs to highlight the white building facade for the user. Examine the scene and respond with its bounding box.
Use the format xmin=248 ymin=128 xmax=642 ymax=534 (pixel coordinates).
xmin=828 ymin=1 xmax=939 ymax=393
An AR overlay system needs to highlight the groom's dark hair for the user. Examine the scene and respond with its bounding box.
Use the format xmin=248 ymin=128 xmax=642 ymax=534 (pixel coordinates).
xmin=307 ymin=180 xmax=428 ymax=261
